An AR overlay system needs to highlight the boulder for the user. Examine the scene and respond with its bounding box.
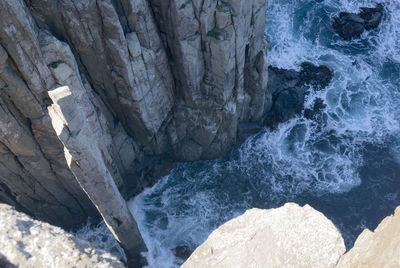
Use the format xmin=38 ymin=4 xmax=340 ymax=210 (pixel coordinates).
xmin=332 ymin=4 xmax=383 ymax=40
xmin=0 ymin=204 xmax=125 ymax=268
xmin=183 ymin=203 xmax=345 ymax=268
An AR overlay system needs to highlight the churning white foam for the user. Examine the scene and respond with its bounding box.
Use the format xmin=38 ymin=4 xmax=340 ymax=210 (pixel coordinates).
xmin=73 ymin=218 xmax=126 ymax=261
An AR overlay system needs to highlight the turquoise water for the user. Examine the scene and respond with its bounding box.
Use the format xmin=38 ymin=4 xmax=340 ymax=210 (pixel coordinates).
xmin=78 ymin=1 xmax=400 ymax=267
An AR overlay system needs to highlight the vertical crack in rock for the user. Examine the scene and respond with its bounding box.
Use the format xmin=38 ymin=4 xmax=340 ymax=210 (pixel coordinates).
xmin=0 ymin=0 xmax=269 ymax=261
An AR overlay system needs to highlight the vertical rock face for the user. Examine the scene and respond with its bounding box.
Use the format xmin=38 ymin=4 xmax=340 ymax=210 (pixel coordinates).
xmin=0 ymin=0 xmax=268 ymax=260
xmin=150 ymin=0 xmax=269 ymax=160
xmin=0 ymin=0 xmax=98 ymax=227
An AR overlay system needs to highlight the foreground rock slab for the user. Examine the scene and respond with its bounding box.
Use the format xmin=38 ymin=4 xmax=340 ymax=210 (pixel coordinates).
xmin=336 ymin=206 xmax=400 ymax=268
xmin=183 ymin=203 xmax=345 ymax=268
xmin=0 ymin=204 xmax=125 ymax=268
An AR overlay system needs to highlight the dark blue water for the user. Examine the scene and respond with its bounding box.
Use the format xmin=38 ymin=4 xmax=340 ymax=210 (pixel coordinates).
xmin=77 ymin=0 xmax=400 ymax=267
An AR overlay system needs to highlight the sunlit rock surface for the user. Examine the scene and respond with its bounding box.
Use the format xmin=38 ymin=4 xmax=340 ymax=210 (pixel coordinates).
xmin=0 ymin=0 xmax=269 ymax=232
xmin=0 ymin=204 xmax=125 ymax=268
xmin=0 ymin=0 xmax=269 ymax=258
xmin=183 ymin=203 xmax=345 ymax=268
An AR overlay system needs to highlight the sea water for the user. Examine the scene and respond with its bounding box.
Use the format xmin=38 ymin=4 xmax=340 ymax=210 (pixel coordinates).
xmin=77 ymin=0 xmax=400 ymax=267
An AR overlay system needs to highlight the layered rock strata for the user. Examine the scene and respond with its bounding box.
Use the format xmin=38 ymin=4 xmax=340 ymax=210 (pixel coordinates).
xmin=0 ymin=0 xmax=269 ymax=261
xmin=183 ymin=203 xmax=346 ymax=268
xmin=0 ymin=203 xmax=125 ymax=268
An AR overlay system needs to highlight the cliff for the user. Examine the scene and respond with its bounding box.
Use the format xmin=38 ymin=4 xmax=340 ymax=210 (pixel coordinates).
xmin=0 ymin=203 xmax=125 ymax=268
xmin=0 ymin=0 xmax=269 ymax=260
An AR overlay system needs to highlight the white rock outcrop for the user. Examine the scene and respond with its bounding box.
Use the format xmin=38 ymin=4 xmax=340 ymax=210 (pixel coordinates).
xmin=183 ymin=203 xmax=345 ymax=268
xmin=0 ymin=204 xmax=125 ymax=268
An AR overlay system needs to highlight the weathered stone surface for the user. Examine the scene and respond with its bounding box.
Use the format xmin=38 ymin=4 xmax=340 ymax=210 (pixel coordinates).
xmin=150 ymin=0 xmax=269 ymax=160
xmin=38 ymin=30 xmax=146 ymax=260
xmin=183 ymin=203 xmax=345 ymax=268
xmin=0 ymin=0 xmax=98 ymax=227
xmin=0 ymin=0 xmax=269 ymax=261
xmin=336 ymin=206 xmax=400 ymax=268
xmin=0 ymin=203 xmax=125 ymax=268
xmin=48 ymin=84 xmax=147 ymax=261
xmin=27 ymin=0 xmax=175 ymax=154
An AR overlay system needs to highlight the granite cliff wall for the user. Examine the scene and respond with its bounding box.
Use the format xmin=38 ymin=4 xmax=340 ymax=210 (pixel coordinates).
xmin=0 ymin=0 xmax=269 ymax=261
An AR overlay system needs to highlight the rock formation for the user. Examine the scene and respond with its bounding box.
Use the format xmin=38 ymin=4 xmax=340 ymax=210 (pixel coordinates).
xmin=336 ymin=206 xmax=400 ymax=268
xmin=0 ymin=0 xmax=269 ymax=261
xmin=0 ymin=203 xmax=125 ymax=268
xmin=184 ymin=204 xmax=400 ymax=267
xmin=332 ymin=4 xmax=384 ymax=40
xmin=183 ymin=203 xmax=346 ymax=268
xmin=3 ymin=197 xmax=399 ymax=268
xmin=264 ymin=62 xmax=332 ymax=128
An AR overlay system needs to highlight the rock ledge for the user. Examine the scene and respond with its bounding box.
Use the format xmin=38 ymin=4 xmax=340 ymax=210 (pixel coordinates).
xmin=183 ymin=203 xmax=345 ymax=268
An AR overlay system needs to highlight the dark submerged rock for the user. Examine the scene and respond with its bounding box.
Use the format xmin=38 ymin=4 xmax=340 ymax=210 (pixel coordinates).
xmin=299 ymin=62 xmax=334 ymax=90
xmin=264 ymin=86 xmax=305 ymax=129
xmin=332 ymin=13 xmax=365 ymax=40
xmin=332 ymin=4 xmax=384 ymax=40
xmin=360 ymin=4 xmax=384 ymax=30
xmin=174 ymin=245 xmax=193 ymax=261
xmin=304 ymin=98 xmax=327 ymax=120
xmin=263 ymin=63 xmax=333 ymax=129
